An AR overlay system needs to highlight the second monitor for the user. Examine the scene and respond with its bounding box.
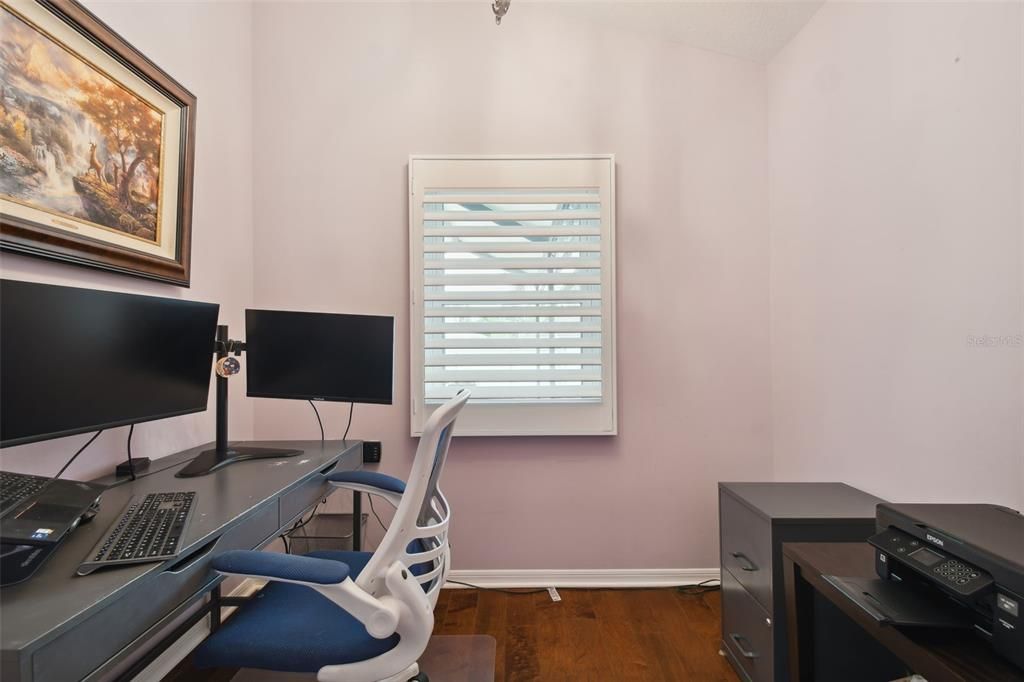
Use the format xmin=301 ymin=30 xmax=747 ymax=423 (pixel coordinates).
xmin=245 ymin=309 xmax=394 ymax=405
xmin=176 ymin=308 xmax=394 ymax=478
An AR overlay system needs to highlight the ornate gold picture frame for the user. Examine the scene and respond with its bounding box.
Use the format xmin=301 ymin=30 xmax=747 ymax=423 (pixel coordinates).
xmin=1 ymin=0 xmax=196 ymax=286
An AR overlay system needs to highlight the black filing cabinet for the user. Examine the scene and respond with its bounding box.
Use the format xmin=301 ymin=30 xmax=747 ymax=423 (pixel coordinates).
xmin=718 ymin=482 xmax=885 ymax=682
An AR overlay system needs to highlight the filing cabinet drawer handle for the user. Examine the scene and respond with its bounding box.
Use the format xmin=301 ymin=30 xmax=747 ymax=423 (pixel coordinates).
xmin=729 ymin=633 xmax=759 ymax=659
xmin=731 ymin=551 xmax=758 ymax=572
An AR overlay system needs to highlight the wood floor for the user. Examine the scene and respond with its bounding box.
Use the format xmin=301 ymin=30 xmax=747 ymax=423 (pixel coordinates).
xmin=430 ymin=588 xmax=738 ymax=682
xmin=169 ymin=588 xmax=738 ymax=682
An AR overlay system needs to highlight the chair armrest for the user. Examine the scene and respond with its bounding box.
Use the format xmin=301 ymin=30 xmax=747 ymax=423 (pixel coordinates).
xmin=326 ymin=470 xmax=406 ymax=494
xmin=212 ymin=550 xmax=350 ymax=585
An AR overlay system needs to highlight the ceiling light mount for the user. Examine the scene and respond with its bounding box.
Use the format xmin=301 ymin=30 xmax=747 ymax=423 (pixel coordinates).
xmin=492 ymin=0 xmax=511 ymax=25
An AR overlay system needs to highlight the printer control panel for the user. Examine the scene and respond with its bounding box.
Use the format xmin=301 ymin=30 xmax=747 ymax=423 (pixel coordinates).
xmin=870 ymin=527 xmax=994 ymax=598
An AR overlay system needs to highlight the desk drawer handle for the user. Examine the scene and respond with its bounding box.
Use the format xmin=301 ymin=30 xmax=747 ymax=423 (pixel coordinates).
xmin=729 ymin=633 xmax=759 ymax=659
xmin=731 ymin=551 xmax=758 ymax=572
xmin=164 ymin=537 xmax=218 ymax=574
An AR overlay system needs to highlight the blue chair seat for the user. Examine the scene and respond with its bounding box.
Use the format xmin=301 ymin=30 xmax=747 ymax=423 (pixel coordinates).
xmin=193 ymin=550 xmax=396 ymax=673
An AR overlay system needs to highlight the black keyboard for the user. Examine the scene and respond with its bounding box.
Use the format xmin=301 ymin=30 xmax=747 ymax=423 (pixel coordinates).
xmin=77 ymin=492 xmax=196 ymax=575
xmin=0 ymin=471 xmax=50 ymax=516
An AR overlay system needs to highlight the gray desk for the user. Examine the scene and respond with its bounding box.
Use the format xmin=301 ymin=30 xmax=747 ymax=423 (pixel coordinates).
xmin=1 ymin=439 xmax=362 ymax=682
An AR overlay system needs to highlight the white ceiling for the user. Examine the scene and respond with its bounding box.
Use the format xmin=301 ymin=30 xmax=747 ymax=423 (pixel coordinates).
xmin=525 ymin=1 xmax=826 ymax=63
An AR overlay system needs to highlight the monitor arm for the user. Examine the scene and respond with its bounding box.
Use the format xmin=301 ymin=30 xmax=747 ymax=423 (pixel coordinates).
xmin=175 ymin=324 xmax=300 ymax=478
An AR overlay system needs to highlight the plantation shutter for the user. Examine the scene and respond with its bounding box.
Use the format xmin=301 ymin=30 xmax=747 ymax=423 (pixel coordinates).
xmin=409 ymin=156 xmax=617 ymax=436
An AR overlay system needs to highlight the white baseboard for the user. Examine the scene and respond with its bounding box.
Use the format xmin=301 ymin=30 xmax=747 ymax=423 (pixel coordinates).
xmin=445 ymin=568 xmax=720 ymax=589
xmin=130 ymin=578 xmax=265 ymax=682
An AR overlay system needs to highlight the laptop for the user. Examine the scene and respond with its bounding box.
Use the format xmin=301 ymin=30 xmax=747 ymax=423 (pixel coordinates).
xmin=1 ymin=471 xmax=105 ymax=545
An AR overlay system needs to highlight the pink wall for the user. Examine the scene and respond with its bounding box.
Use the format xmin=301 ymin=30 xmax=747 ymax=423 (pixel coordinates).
xmin=0 ymin=1 xmax=255 ymax=481
xmin=768 ymin=2 xmax=1024 ymax=508
xmin=250 ymin=2 xmax=772 ymax=570
xmin=7 ymin=0 xmax=1014 ymax=574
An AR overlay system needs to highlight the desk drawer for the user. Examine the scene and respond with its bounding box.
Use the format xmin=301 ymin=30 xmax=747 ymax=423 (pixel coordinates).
xmin=279 ymin=470 xmax=332 ymax=526
xmin=720 ymin=490 xmax=773 ymax=611
xmin=33 ymin=503 xmax=279 ymax=682
xmin=722 ymin=568 xmax=773 ymax=682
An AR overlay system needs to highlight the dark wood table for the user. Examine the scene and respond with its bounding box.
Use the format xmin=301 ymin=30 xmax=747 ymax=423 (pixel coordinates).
xmin=783 ymin=542 xmax=1024 ymax=682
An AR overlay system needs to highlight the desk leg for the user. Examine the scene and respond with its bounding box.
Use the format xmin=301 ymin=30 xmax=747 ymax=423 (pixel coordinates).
xmin=353 ymin=491 xmax=362 ymax=552
xmin=210 ymin=585 xmax=222 ymax=632
xmin=784 ymin=555 xmax=816 ymax=681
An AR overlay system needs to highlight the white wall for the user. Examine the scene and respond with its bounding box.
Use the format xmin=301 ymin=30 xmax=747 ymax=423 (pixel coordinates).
xmin=250 ymin=1 xmax=772 ymax=570
xmin=768 ymin=1 xmax=1024 ymax=508
xmin=0 ymin=1 xmax=255 ymax=481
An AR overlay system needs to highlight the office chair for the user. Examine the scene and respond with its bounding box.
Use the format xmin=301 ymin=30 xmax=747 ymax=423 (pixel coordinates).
xmin=193 ymin=390 xmax=470 ymax=682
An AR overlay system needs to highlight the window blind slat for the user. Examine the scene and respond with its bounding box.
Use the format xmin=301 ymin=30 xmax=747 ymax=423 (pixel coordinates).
xmin=424 ymin=306 xmax=601 ymax=318
xmin=424 ymin=258 xmax=601 ymax=270
xmin=424 ymin=337 xmax=603 ymax=350
xmin=425 ymin=226 xmax=601 ymax=238
xmin=425 ymin=193 xmax=598 ymax=204
xmin=425 ymin=385 xmax=603 ymax=400
xmin=424 ymin=242 xmax=601 ymax=254
xmin=424 ymin=353 xmax=602 ymax=366
xmin=425 ymin=369 xmax=602 ymax=383
xmin=425 ymin=322 xmax=601 ymax=334
xmin=424 ymin=290 xmax=601 ymax=302
xmin=424 ymin=210 xmax=600 ymax=222
xmin=424 ymin=274 xmax=601 ymax=286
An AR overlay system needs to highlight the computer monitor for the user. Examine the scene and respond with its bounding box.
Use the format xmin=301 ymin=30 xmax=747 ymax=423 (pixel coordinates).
xmin=0 ymin=280 xmax=219 ymax=448
xmin=245 ymin=309 xmax=395 ymax=405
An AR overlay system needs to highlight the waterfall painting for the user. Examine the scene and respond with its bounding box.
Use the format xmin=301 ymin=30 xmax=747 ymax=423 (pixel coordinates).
xmin=0 ymin=0 xmax=196 ymax=286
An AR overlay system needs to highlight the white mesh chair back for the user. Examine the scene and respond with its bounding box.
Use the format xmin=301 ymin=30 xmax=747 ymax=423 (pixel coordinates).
xmin=354 ymin=389 xmax=469 ymax=606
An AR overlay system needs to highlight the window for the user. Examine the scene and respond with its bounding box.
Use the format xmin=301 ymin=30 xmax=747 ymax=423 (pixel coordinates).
xmin=409 ymin=155 xmax=617 ymax=436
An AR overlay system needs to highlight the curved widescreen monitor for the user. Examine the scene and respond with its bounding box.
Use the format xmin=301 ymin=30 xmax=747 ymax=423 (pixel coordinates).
xmin=245 ymin=309 xmax=394 ymax=405
xmin=0 ymin=280 xmax=219 ymax=448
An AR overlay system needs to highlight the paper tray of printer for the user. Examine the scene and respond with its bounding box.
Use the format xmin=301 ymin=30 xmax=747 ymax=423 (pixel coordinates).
xmin=823 ymin=576 xmax=973 ymax=629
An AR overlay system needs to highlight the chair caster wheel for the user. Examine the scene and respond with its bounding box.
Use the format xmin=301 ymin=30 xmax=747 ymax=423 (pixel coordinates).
xmin=409 ymin=674 xmax=429 ymax=682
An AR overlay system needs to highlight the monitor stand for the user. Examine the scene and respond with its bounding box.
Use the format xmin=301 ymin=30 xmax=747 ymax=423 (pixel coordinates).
xmin=176 ymin=324 xmax=302 ymax=478
xmin=176 ymin=444 xmax=302 ymax=478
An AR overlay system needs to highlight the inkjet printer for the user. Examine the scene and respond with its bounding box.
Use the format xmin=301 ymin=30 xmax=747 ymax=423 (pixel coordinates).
xmin=868 ymin=503 xmax=1024 ymax=671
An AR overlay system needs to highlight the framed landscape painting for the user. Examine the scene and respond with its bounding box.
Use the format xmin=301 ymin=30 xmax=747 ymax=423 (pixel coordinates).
xmin=0 ymin=0 xmax=196 ymax=286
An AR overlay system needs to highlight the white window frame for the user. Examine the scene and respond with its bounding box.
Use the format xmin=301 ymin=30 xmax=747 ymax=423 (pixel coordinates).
xmin=409 ymin=154 xmax=617 ymax=437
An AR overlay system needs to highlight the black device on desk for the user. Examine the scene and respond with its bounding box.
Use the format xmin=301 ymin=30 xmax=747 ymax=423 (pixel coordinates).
xmin=1 ymin=471 xmax=105 ymax=587
xmin=1 ymin=472 xmax=105 ymax=545
xmin=868 ymin=503 xmax=1024 ymax=671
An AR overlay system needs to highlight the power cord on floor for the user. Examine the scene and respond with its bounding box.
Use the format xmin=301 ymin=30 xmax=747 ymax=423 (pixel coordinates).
xmin=444 ymin=579 xmax=549 ymax=595
xmin=445 ymin=579 xmax=720 ymax=596
xmin=677 ymin=579 xmax=721 ymax=595
xmin=443 ymin=543 xmax=547 ymax=594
